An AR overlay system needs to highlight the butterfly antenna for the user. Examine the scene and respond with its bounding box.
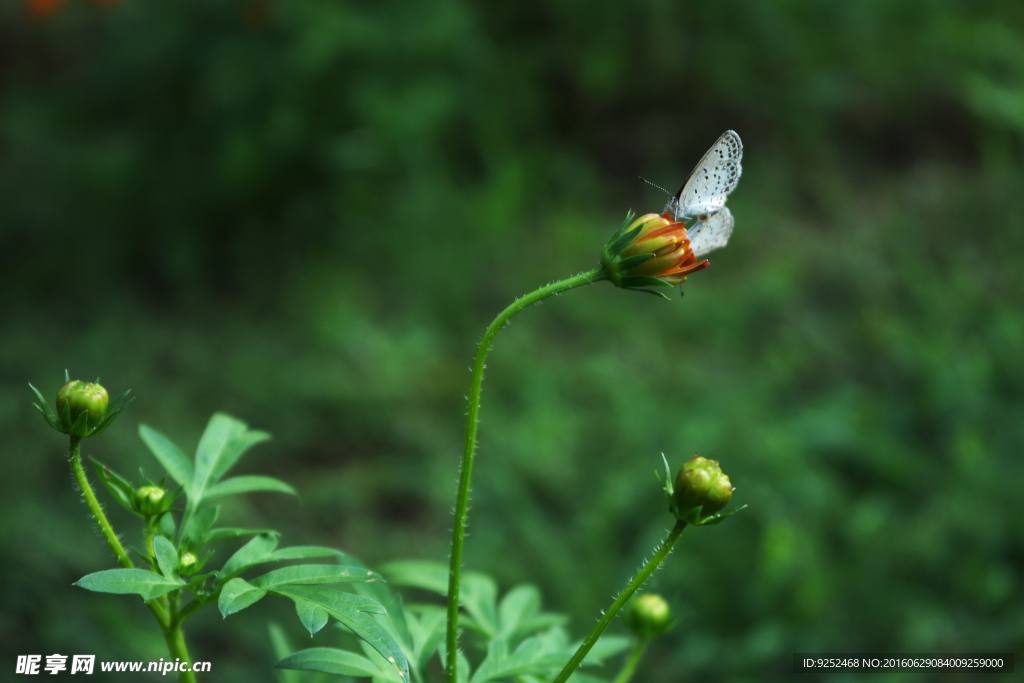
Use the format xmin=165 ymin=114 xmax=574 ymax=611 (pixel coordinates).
xmin=638 ymin=176 xmax=671 ymax=197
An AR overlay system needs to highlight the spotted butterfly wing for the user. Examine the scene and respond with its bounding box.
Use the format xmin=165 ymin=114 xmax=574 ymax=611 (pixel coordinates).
xmin=665 ymin=130 xmax=743 ymax=221
xmin=687 ymin=207 xmax=734 ymax=257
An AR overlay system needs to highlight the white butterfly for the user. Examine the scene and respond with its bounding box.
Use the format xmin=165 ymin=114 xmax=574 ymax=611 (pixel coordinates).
xmin=663 ymin=130 xmax=742 ymax=257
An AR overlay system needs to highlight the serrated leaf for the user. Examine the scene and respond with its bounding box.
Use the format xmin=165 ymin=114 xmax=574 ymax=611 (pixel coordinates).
xmin=204 ymin=475 xmax=298 ymax=501
xmin=276 ymin=648 xmax=381 ymax=678
xmin=139 ymin=425 xmax=194 ymax=491
xmin=217 ymin=533 xmax=279 ymax=585
xmin=75 ymin=568 xmax=183 ymax=600
xmin=251 ymin=565 xmax=378 ymax=590
xmin=204 ymin=527 xmax=280 ymax=542
xmin=181 ymin=506 xmax=219 ymax=549
xmin=274 ymin=586 xmax=408 ymax=682
xmin=153 ymin=536 xmax=180 ymax=581
xmin=219 ymin=577 xmax=268 ymax=617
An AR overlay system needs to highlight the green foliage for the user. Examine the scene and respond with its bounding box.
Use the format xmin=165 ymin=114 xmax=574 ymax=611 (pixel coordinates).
xmin=276 ymin=559 xmax=632 ymax=683
xmin=72 ymin=411 xmax=406 ymax=680
xmin=6 ymin=1 xmax=1024 ymax=681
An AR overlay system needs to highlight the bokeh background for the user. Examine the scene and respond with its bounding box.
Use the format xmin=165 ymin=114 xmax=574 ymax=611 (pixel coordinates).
xmin=2 ymin=0 xmax=1023 ymax=680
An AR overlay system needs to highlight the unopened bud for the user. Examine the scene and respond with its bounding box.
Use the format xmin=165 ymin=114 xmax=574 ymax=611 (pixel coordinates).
xmin=135 ymin=485 xmax=166 ymax=516
xmin=57 ymin=380 xmax=109 ymax=434
xmin=179 ymin=552 xmax=198 ymax=576
xmin=674 ymin=456 xmax=733 ymax=519
xmin=623 ymin=594 xmax=673 ymax=638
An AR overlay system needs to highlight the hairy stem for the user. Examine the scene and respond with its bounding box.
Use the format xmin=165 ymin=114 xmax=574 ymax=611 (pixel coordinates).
xmin=551 ymin=520 xmax=686 ymax=683
xmin=612 ymin=638 xmax=650 ymax=683
xmin=69 ymin=436 xmax=134 ymax=569
xmin=445 ymin=267 xmax=606 ymax=681
xmin=162 ymin=620 xmax=198 ymax=683
xmin=67 ymin=437 xmax=172 ymax=636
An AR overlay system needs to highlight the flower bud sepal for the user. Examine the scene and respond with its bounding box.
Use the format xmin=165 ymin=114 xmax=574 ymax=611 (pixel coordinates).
xmin=90 ymin=458 xmax=182 ymax=519
xmin=600 ymin=211 xmax=675 ymax=299
xmin=657 ymin=454 xmax=747 ymax=526
xmin=29 ymin=370 xmax=134 ymax=438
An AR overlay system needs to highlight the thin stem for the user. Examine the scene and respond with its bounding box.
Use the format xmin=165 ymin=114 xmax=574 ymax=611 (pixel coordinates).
xmin=550 ymin=520 xmax=687 ymax=683
xmin=445 ymin=267 xmax=607 ymax=681
xmin=69 ymin=436 xmax=134 ymax=569
xmin=162 ymin=621 xmax=198 ymax=683
xmin=612 ymin=638 xmax=650 ymax=683
xmin=67 ymin=437 xmax=170 ymax=627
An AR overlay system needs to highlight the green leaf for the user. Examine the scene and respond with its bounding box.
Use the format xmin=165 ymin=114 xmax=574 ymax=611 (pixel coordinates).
xmin=181 ymin=506 xmax=219 ymax=549
xmin=277 ymin=648 xmax=380 ymax=678
xmin=267 ymin=546 xmax=345 ymax=562
xmin=139 ymin=425 xmax=195 ymax=491
xmin=204 ymin=475 xmax=298 ymax=501
xmin=204 ymin=527 xmax=280 ymax=542
xmin=90 ymin=458 xmax=139 ymax=516
xmin=153 ymin=536 xmax=180 ymax=581
xmin=191 ymin=413 xmax=270 ymax=507
xmin=273 ymin=586 xmax=408 ymax=682
xmin=217 ymin=533 xmax=279 ymax=585
xmin=613 ymin=252 xmax=657 ymax=272
xmin=219 ymin=577 xmax=268 ymax=617
xmin=358 ymin=641 xmax=407 ymax=683
xmin=497 ymin=584 xmax=541 ymax=640
xmin=252 ymin=565 xmax=379 ymax=590
xmin=582 ymin=634 xmax=633 ymax=663
xmin=75 ymin=568 xmax=183 ymax=600
xmin=409 ymin=607 xmax=446 ymax=673
xmin=268 ymin=623 xmax=300 ymax=683
xmin=293 ymin=597 xmax=331 ymax=636
xmin=469 ymin=635 xmax=575 ymax=683
xmin=462 ymin=573 xmax=498 ymax=638
xmin=381 ymin=560 xmax=449 ymax=594
xmin=353 ymin=581 xmax=412 ymax=653
xmin=159 ymin=512 xmax=176 ymax=540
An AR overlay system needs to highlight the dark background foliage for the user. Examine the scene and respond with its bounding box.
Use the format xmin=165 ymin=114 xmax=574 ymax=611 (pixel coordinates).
xmin=2 ymin=0 xmax=1023 ymax=680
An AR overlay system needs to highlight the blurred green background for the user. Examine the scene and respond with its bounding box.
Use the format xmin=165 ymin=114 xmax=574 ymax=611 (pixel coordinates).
xmin=2 ymin=0 xmax=1023 ymax=680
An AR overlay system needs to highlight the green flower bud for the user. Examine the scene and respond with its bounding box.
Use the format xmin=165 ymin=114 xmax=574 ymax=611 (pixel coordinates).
xmin=674 ymin=456 xmax=733 ymax=519
xmin=179 ymin=552 xmax=198 ymax=576
xmin=56 ymin=380 xmax=109 ymax=434
xmin=623 ymin=594 xmax=673 ymax=638
xmin=135 ymin=485 xmax=166 ymax=516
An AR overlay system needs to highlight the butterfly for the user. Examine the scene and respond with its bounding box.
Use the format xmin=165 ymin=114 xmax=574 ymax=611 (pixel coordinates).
xmin=663 ymin=130 xmax=742 ymax=257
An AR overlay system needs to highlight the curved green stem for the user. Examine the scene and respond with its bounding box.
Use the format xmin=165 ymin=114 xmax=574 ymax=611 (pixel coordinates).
xmin=550 ymin=520 xmax=686 ymax=683
xmin=67 ymin=437 xmax=174 ymax=644
xmin=445 ymin=267 xmax=607 ymax=681
xmin=612 ymin=638 xmax=650 ymax=683
xmin=69 ymin=436 xmax=134 ymax=569
xmin=162 ymin=621 xmax=198 ymax=683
